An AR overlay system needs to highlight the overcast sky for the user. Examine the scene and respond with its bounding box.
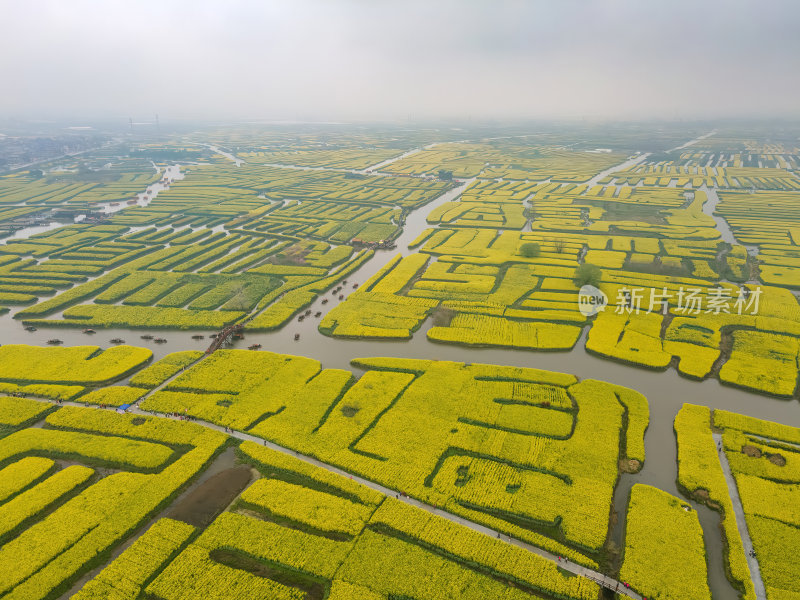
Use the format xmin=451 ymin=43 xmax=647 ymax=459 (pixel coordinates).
xmin=1 ymin=0 xmax=798 ymax=123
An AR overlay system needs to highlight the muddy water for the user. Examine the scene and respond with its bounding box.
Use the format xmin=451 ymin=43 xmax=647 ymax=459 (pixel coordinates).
xmin=0 ymin=178 xmax=472 ymax=358
xmin=361 ymin=146 xmax=425 ymax=173
xmin=583 ymin=152 xmax=650 ymax=187
xmin=4 ymin=151 xmax=798 ymax=599
xmin=204 ymin=144 xmax=243 ymax=166
xmin=0 ymin=220 xmax=68 ymax=243
xmin=1 ymin=164 xmax=181 ymax=246
xmin=101 ymin=164 xmax=183 ymax=214
xmin=669 ymin=130 xmax=718 ymax=153
xmin=56 ymin=446 xmax=242 ymax=600
xmin=165 ymin=464 xmax=253 ymax=528
xmin=702 ymin=186 xmax=737 ymax=245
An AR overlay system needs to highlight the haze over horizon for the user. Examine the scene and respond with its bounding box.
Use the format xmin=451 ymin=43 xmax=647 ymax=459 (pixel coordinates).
xmin=2 ymin=0 xmax=799 ymax=124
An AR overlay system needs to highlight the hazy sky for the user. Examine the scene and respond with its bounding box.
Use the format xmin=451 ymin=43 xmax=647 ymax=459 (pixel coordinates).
xmin=2 ymin=0 xmax=798 ymax=122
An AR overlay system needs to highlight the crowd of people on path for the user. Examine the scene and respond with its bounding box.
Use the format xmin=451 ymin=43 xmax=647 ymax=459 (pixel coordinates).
xmin=33 ymin=370 xmax=655 ymax=600
xmin=169 ymin=412 xmax=196 ymax=421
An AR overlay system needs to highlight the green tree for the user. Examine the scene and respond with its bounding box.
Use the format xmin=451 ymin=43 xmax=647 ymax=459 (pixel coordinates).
xmin=231 ymin=284 xmax=249 ymax=311
xmin=520 ymin=242 xmax=541 ymax=258
xmin=573 ymin=263 xmax=602 ymax=287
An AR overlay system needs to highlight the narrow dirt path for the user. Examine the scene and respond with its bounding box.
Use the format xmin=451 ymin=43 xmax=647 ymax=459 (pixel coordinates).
xmin=712 ymin=432 xmax=768 ymax=600
xmin=38 ymin=392 xmax=641 ymax=599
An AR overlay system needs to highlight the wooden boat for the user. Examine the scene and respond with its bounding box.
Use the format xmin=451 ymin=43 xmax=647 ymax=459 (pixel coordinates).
xmin=294 ymin=333 xmax=300 ymax=341
xmin=248 ymin=344 xmax=262 ymax=350
xmin=47 ymin=339 xmax=63 ymax=345
xmin=140 ymin=334 xmax=154 ymax=340
xmin=82 ymin=328 xmax=96 ymax=334
xmin=110 ymin=338 xmax=125 ymax=344
xmin=24 ymin=325 xmax=37 ymax=332
xmin=191 ymin=334 xmax=204 ymax=340
xmin=154 ymin=338 xmax=167 ymax=344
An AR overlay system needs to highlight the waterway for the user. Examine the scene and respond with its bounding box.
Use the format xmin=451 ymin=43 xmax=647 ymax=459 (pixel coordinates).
xmin=1 ymin=137 xmax=796 ymax=599
xmin=101 ymin=164 xmax=184 ymax=214
xmin=669 ymin=130 xmax=718 ymax=152
xmin=204 ymin=144 xmax=243 ymax=166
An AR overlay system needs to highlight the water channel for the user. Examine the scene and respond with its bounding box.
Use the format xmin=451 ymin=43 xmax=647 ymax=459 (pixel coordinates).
xmin=1 ymin=140 xmax=796 ymax=599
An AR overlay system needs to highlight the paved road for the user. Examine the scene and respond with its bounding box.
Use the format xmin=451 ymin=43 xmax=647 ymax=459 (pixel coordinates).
xmin=713 ymin=433 xmax=767 ymax=600
xmin=39 ymin=393 xmax=642 ymax=599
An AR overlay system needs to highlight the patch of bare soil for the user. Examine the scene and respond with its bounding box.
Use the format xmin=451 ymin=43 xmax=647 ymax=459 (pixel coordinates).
xmin=340 ymin=405 xmax=360 ymax=417
xmin=767 ymin=453 xmax=786 ymax=466
xmin=690 ymin=488 xmax=720 ymax=509
xmin=742 ymin=445 xmax=762 ymax=458
xmin=431 ymin=306 xmax=457 ymax=327
xmin=166 ymin=466 xmax=252 ymax=528
xmin=619 ymin=458 xmax=641 ymax=473
xmin=694 ymin=489 xmax=710 ymax=502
